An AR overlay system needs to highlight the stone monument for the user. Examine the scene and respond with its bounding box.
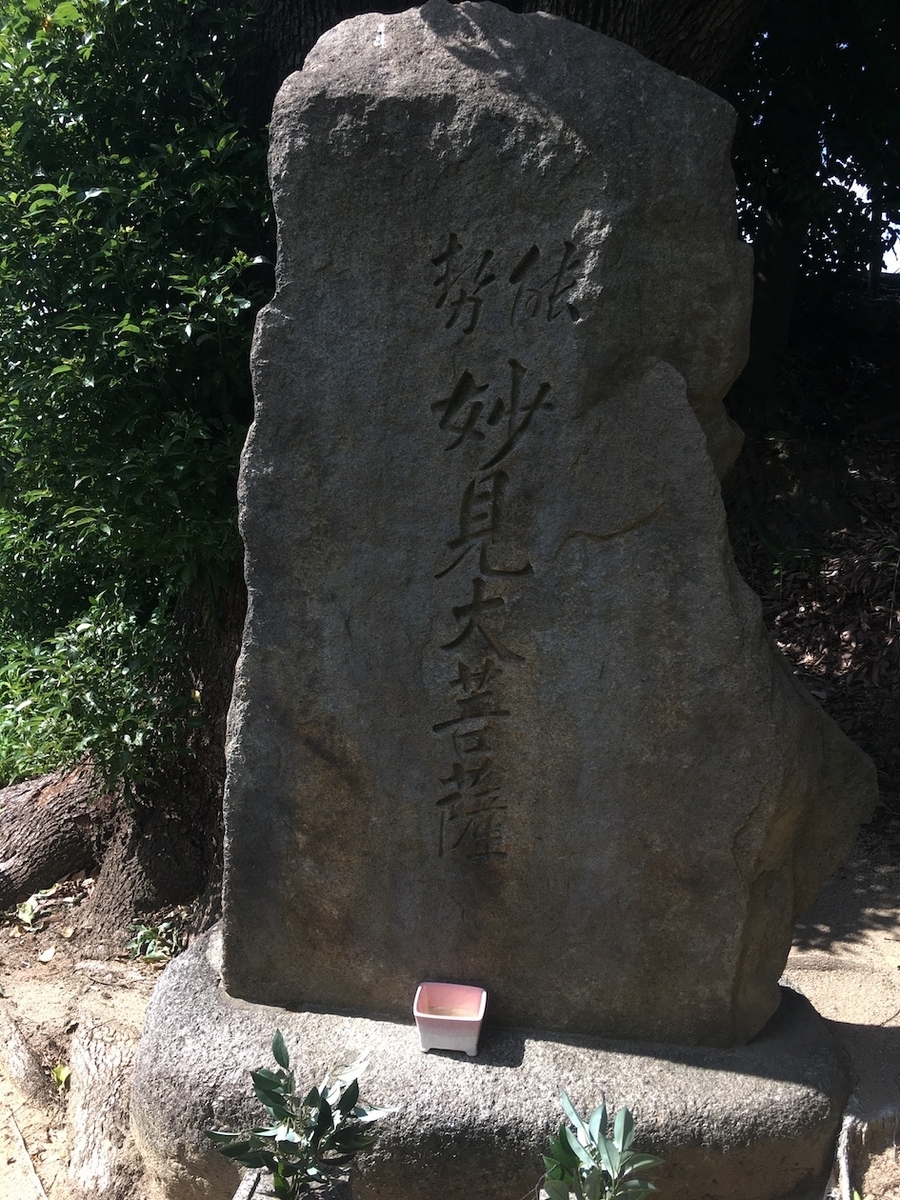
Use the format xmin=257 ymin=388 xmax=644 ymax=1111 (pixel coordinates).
xmin=220 ymin=0 xmax=872 ymax=1047
xmin=132 ymin=5 xmax=876 ymax=1198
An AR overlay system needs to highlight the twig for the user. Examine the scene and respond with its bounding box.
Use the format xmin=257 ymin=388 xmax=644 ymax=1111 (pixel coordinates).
xmin=231 ymin=1167 xmax=263 ymax=1200
xmin=6 ymin=1106 xmax=50 ymax=1200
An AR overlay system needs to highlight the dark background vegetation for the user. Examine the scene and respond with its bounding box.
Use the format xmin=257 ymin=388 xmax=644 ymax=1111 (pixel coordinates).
xmin=0 ymin=0 xmax=897 ymax=946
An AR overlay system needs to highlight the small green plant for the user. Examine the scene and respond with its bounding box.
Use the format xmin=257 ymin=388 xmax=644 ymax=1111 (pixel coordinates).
xmin=51 ymin=1062 xmax=71 ymax=1093
xmin=540 ymin=1092 xmax=663 ymax=1200
xmin=125 ymin=917 xmax=182 ymax=962
xmin=207 ymin=1031 xmax=393 ymax=1199
xmin=15 ymin=893 xmax=44 ymax=930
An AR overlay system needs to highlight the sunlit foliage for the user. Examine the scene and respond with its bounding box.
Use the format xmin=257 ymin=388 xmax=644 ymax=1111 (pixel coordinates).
xmin=0 ymin=0 xmax=271 ymax=789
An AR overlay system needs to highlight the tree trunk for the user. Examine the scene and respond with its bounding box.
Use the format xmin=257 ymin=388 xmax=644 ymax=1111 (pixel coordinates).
xmin=77 ymin=563 xmax=246 ymax=955
xmin=868 ymin=180 xmax=884 ymax=295
xmin=0 ymin=563 xmax=245 ymax=957
xmin=0 ymin=766 xmax=113 ymax=910
xmin=727 ymin=0 xmax=830 ymax=437
xmin=729 ymin=206 xmax=806 ymax=436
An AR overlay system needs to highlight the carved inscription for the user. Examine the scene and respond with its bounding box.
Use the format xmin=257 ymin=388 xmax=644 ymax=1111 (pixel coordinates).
xmin=432 ymin=234 xmax=496 ymax=334
xmin=428 ymin=233 xmax=582 ymax=860
xmin=435 ymin=658 xmax=508 ymax=859
xmin=431 ymin=234 xmax=581 ymax=332
xmin=509 ymin=241 xmax=581 ymax=323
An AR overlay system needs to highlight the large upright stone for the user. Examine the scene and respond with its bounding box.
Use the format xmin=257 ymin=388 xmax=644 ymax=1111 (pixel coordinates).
xmin=222 ymin=0 xmax=874 ymax=1046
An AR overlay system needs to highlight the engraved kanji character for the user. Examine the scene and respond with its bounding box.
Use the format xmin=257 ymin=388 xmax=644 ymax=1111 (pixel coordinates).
xmin=450 ymin=721 xmax=495 ymax=760
xmin=432 ymin=234 xmax=496 ymax=334
xmin=438 ymin=756 xmax=503 ymax=799
xmin=434 ymin=470 xmax=533 ymax=580
xmin=450 ymin=657 xmax=503 ymax=697
xmin=440 ymin=805 xmax=507 ymax=860
xmin=481 ymin=359 xmax=553 ymax=471
xmin=431 ymin=370 xmax=496 ymax=452
xmin=432 ymin=686 xmax=510 ymax=731
xmin=509 ymin=240 xmax=581 ymax=323
xmin=432 ymin=656 xmax=510 ymax=732
xmin=441 ymin=575 xmax=524 ymax=662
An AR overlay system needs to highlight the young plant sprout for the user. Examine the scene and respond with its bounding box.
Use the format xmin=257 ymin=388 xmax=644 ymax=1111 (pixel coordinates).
xmin=540 ymin=1091 xmax=663 ymax=1200
xmin=207 ymin=1031 xmax=394 ymax=1199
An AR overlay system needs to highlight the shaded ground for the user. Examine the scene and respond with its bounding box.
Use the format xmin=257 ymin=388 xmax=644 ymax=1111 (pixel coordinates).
xmin=731 ymin=422 xmax=900 ymax=1200
xmin=731 ymin=430 xmax=900 ymax=949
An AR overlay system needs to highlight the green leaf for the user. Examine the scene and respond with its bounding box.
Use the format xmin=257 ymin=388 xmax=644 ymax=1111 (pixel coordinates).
xmin=544 ymin=1179 xmax=571 ymax=1200
xmin=560 ymin=1092 xmax=590 ymax=1145
xmin=205 ymin=1130 xmax=247 ymax=1145
xmin=337 ymin=1075 xmax=360 ymax=1116
xmin=50 ymin=2 xmax=82 ymax=27
xmin=588 ymin=1103 xmax=607 ymax=1145
xmin=595 ymin=1130 xmax=619 ymax=1182
xmin=208 ymin=1137 xmax=254 ymax=1159
xmin=271 ymin=1173 xmax=292 ymax=1200
xmin=613 ymin=1107 xmax=634 ymax=1152
xmin=620 ymin=1153 xmax=664 ymax=1173
xmin=272 ymin=1029 xmax=290 ymax=1070
xmin=546 ymin=1125 xmax=580 ymax=1173
xmin=562 ymin=1126 xmax=596 ymax=1172
xmin=311 ymin=1095 xmax=333 ymax=1147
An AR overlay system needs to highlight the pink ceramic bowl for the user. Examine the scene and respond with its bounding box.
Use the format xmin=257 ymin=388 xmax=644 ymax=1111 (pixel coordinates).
xmin=413 ymin=982 xmax=487 ymax=1056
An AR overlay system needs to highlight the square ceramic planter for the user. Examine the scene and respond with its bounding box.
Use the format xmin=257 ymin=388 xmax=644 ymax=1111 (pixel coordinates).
xmin=413 ymin=981 xmax=487 ymax=1056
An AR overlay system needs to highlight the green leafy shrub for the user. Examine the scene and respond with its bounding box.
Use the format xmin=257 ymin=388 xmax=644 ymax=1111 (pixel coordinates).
xmin=540 ymin=1092 xmax=663 ymax=1200
xmin=125 ymin=915 xmax=182 ymax=962
xmin=207 ymin=1032 xmax=394 ymax=1199
xmin=0 ymin=0 xmax=271 ymax=789
xmin=0 ymin=593 xmax=193 ymax=791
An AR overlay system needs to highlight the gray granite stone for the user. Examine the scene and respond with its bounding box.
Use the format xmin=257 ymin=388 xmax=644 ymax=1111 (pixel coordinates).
xmin=131 ymin=929 xmax=850 ymax=1200
xmin=221 ymin=0 xmax=875 ymax=1046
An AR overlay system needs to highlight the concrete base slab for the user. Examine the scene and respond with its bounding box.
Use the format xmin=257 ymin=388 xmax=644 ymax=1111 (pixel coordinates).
xmin=131 ymin=928 xmax=850 ymax=1200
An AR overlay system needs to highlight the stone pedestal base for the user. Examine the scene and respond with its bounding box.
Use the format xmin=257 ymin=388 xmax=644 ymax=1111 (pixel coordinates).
xmin=131 ymin=929 xmax=849 ymax=1200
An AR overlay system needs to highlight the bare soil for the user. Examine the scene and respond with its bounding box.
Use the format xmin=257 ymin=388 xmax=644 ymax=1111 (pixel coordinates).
xmin=0 ymin=879 xmax=171 ymax=1199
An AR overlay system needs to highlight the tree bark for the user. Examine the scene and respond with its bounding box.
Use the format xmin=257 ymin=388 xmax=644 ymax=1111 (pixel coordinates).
xmin=67 ymin=1012 xmax=143 ymax=1200
xmin=0 ymin=563 xmax=244 ymax=954
xmin=867 ymin=180 xmax=884 ymax=294
xmin=727 ymin=0 xmax=830 ymax=436
xmin=730 ymin=206 xmax=806 ymax=435
xmin=0 ymin=1004 xmax=54 ymax=1109
xmin=0 ymin=766 xmax=113 ymax=910
xmin=78 ymin=562 xmax=246 ymax=954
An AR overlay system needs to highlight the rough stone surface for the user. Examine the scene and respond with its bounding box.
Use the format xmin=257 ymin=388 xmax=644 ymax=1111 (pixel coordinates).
xmin=132 ymin=929 xmax=851 ymax=1200
xmin=222 ymin=0 xmax=876 ymax=1046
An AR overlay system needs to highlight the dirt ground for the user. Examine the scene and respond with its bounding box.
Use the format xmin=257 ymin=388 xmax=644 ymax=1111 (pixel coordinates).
xmin=0 ymin=880 xmax=163 ymax=1199
xmin=787 ymin=814 xmax=900 ymax=1200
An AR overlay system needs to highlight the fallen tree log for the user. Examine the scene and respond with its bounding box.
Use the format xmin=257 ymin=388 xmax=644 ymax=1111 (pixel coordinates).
xmin=0 ymin=765 xmax=113 ymax=910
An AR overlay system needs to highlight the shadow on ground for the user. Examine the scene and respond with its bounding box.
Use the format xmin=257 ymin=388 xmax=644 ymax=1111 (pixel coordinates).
xmin=794 ymin=804 xmax=900 ymax=951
